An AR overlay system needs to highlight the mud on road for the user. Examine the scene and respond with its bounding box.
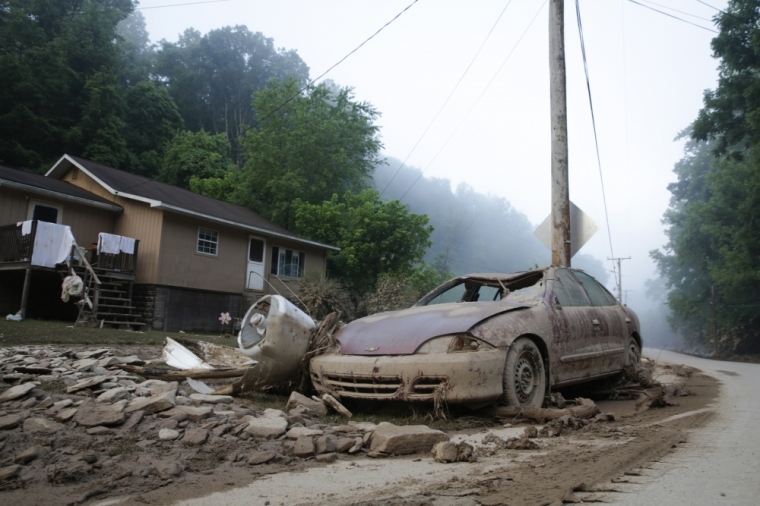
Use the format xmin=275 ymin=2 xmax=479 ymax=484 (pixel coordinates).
xmin=0 ymin=345 xmax=718 ymax=506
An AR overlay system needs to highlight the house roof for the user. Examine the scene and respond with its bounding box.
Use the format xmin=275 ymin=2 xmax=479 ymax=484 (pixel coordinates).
xmin=0 ymin=164 xmax=123 ymax=212
xmin=45 ymin=155 xmax=338 ymax=251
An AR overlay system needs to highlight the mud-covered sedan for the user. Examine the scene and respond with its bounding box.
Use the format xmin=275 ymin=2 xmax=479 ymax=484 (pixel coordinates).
xmin=310 ymin=267 xmax=642 ymax=408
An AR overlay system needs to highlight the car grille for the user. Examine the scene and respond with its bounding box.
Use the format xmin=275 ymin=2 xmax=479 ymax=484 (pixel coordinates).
xmin=320 ymin=373 xmax=402 ymax=398
xmin=315 ymin=373 xmax=449 ymax=400
xmin=411 ymin=376 xmax=447 ymax=395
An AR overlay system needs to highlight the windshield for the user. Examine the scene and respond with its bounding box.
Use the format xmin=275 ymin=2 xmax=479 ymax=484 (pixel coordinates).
xmin=423 ymin=273 xmax=545 ymax=306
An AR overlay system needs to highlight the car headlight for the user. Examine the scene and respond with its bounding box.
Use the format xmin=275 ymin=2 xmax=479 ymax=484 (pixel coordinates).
xmin=415 ymin=335 xmax=494 ymax=354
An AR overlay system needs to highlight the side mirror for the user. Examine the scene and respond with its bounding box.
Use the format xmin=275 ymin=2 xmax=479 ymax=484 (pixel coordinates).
xmin=553 ymin=295 xmax=562 ymax=310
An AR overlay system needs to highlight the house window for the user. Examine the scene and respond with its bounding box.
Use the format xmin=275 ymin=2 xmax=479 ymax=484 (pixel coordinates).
xmin=197 ymin=227 xmax=218 ymax=255
xmin=271 ymin=246 xmax=305 ymax=278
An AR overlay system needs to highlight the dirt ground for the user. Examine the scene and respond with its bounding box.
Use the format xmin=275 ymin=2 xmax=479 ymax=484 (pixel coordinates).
xmin=0 ymin=338 xmax=718 ymax=506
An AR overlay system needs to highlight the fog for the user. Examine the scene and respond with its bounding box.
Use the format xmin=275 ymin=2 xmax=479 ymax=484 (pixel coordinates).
xmin=137 ymin=0 xmax=730 ymax=347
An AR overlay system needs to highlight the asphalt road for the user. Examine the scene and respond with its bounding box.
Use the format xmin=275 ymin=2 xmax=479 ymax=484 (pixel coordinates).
xmin=611 ymin=349 xmax=760 ymax=506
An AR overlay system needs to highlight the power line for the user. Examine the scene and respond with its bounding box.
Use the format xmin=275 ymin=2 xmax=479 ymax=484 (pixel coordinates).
xmin=257 ymin=0 xmax=420 ymax=123
xmin=694 ymin=0 xmax=753 ymax=26
xmin=628 ymin=0 xmax=718 ymax=32
xmin=575 ymin=0 xmax=616 ymax=272
xmin=637 ymin=0 xmax=715 ymax=22
xmin=395 ymin=0 xmax=547 ymax=201
xmin=379 ymin=0 xmax=515 ymax=197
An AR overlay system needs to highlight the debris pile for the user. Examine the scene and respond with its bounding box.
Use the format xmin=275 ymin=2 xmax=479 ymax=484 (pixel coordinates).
xmin=0 ymin=345 xmax=456 ymax=498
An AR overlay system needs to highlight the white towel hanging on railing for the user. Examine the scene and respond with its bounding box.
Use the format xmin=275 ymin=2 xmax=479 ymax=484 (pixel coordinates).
xmin=31 ymin=222 xmax=76 ymax=268
xmin=97 ymin=233 xmax=121 ymax=254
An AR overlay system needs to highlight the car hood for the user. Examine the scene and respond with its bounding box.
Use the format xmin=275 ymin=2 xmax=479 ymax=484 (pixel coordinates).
xmin=336 ymin=301 xmax=529 ymax=356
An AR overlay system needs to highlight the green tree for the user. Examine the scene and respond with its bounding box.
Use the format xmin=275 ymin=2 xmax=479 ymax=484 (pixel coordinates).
xmin=294 ymin=189 xmax=433 ymax=293
xmin=124 ymin=81 xmax=183 ymax=177
xmin=154 ymin=26 xmax=310 ymax=162
xmin=160 ymin=130 xmax=235 ymax=189
xmin=0 ymin=0 xmax=134 ymax=170
xmin=235 ymin=80 xmax=383 ymax=228
xmin=692 ymin=0 xmax=760 ymax=155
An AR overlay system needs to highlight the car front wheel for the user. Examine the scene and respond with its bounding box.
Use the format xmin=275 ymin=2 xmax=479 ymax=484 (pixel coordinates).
xmin=502 ymin=338 xmax=546 ymax=409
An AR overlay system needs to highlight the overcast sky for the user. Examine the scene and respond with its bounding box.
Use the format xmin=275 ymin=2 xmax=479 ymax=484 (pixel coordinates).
xmin=140 ymin=0 xmax=726 ymax=308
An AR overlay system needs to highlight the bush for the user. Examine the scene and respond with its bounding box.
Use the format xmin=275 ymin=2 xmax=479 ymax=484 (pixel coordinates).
xmin=297 ymin=272 xmax=355 ymax=321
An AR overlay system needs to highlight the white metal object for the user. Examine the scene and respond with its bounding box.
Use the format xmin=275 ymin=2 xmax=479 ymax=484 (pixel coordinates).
xmin=163 ymin=337 xmax=213 ymax=370
xmin=534 ymin=201 xmax=598 ymax=258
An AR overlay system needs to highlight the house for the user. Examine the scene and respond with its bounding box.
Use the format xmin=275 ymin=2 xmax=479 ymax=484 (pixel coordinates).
xmin=1 ymin=155 xmax=337 ymax=331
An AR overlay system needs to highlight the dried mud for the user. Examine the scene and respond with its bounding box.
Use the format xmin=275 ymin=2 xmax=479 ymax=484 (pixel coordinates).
xmin=0 ymin=347 xmax=718 ymax=506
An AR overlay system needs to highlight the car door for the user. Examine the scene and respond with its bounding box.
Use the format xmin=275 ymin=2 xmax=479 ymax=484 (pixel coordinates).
xmin=573 ymin=271 xmax=628 ymax=374
xmin=549 ymin=268 xmax=607 ymax=384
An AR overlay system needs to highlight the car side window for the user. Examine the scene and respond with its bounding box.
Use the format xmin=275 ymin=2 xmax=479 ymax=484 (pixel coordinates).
xmin=574 ymin=271 xmax=617 ymax=306
xmin=553 ymin=269 xmax=590 ymax=307
xmin=426 ymin=282 xmax=466 ymax=305
xmin=477 ymin=286 xmax=501 ymax=301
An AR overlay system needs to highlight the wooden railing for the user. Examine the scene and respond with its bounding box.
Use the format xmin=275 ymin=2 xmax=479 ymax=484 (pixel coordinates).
xmin=0 ymin=221 xmax=37 ymax=263
xmin=91 ymin=240 xmax=139 ymax=274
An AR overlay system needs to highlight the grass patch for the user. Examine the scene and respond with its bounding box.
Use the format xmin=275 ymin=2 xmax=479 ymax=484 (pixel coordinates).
xmin=0 ymin=318 xmax=236 ymax=348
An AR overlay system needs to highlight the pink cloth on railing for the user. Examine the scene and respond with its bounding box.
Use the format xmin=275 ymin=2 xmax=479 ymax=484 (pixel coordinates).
xmin=31 ymin=222 xmax=76 ymax=268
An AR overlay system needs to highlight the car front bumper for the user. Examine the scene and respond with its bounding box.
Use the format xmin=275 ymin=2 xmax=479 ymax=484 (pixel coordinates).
xmin=309 ymin=349 xmax=506 ymax=404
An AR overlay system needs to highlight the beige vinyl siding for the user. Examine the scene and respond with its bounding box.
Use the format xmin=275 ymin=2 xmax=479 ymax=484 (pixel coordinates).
xmin=157 ymin=212 xmax=247 ymax=293
xmin=0 ymin=186 xmax=117 ymax=247
xmin=0 ymin=187 xmax=28 ymax=225
xmin=62 ymin=169 xmax=163 ymax=284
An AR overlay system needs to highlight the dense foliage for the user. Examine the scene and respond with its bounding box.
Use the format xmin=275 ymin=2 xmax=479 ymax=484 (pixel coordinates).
xmin=653 ymin=0 xmax=760 ymax=353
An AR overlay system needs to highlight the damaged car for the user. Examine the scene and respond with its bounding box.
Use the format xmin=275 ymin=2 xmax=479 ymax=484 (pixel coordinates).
xmin=310 ymin=267 xmax=642 ymax=408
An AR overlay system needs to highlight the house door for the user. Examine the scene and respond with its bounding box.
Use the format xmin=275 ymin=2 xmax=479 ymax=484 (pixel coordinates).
xmin=246 ymin=237 xmax=266 ymax=291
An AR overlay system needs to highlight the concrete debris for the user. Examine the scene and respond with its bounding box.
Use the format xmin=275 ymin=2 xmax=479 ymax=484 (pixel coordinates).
xmin=286 ymin=391 xmax=328 ymax=416
xmin=322 ymin=393 xmax=352 ymax=418
xmin=369 ymin=422 xmax=450 ymax=455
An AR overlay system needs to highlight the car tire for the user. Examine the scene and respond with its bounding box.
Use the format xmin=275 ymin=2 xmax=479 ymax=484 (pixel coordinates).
xmin=502 ymin=338 xmax=546 ymax=409
xmin=625 ymin=337 xmax=641 ymax=368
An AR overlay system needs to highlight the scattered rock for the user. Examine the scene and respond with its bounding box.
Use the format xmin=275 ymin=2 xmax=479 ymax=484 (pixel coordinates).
xmin=286 ymin=391 xmax=328 ymax=416
xmin=322 ymin=394 xmax=352 ymax=418
xmin=294 ymin=436 xmax=315 ymax=457
xmin=182 ymin=428 xmax=208 ymax=445
xmin=316 ymin=452 xmax=338 ymax=463
xmin=0 ymin=464 xmax=21 ymax=481
xmin=433 ymin=441 xmax=460 ymax=463
xmin=126 ymin=391 xmax=175 ymax=415
xmin=46 ymin=461 xmax=91 ymax=483
xmin=0 ymin=382 xmax=36 ymax=403
xmin=159 ymin=428 xmax=180 ymax=441
xmin=348 ymin=437 xmax=363 ymax=454
xmin=15 ymin=445 xmax=46 ymax=464
xmin=46 ymin=399 xmax=73 ymax=415
xmin=263 ymin=408 xmax=287 ymax=419
xmin=159 ymin=405 xmax=213 ymax=422
xmin=96 ymin=387 xmax=130 ymax=403
xmin=245 ymin=417 xmax=288 ymax=439
xmin=73 ymin=400 xmax=126 ymax=427
xmin=55 ymin=407 xmax=78 ymax=422
xmin=86 ymin=426 xmax=114 ymax=436
xmin=23 ymin=417 xmax=65 ymax=434
xmin=335 ymin=437 xmax=356 ymax=453
xmin=74 ymin=450 xmax=98 ymax=464
xmin=315 ymin=435 xmax=337 ymax=455
xmin=120 ymin=410 xmax=144 ymax=432
xmin=98 ymin=357 xmax=122 ymax=367
xmin=189 ymin=394 xmax=233 ymax=404
xmin=286 ymin=427 xmax=324 ymax=439
xmin=524 ymin=426 xmax=539 ymax=438
xmin=66 ymin=375 xmax=109 ymax=393
xmin=369 ymin=422 xmax=449 ymax=455
xmin=0 ymin=413 xmax=24 ymax=430
xmin=247 ymin=451 xmax=277 ymax=465
xmin=154 ymin=461 xmax=183 ymax=479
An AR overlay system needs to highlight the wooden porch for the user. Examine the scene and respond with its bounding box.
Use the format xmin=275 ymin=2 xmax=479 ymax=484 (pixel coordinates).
xmin=0 ymin=221 xmax=143 ymax=328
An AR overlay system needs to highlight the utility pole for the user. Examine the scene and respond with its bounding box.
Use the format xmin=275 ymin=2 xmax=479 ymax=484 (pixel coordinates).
xmin=607 ymin=256 xmax=631 ymax=304
xmin=550 ymin=0 xmax=571 ymax=267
